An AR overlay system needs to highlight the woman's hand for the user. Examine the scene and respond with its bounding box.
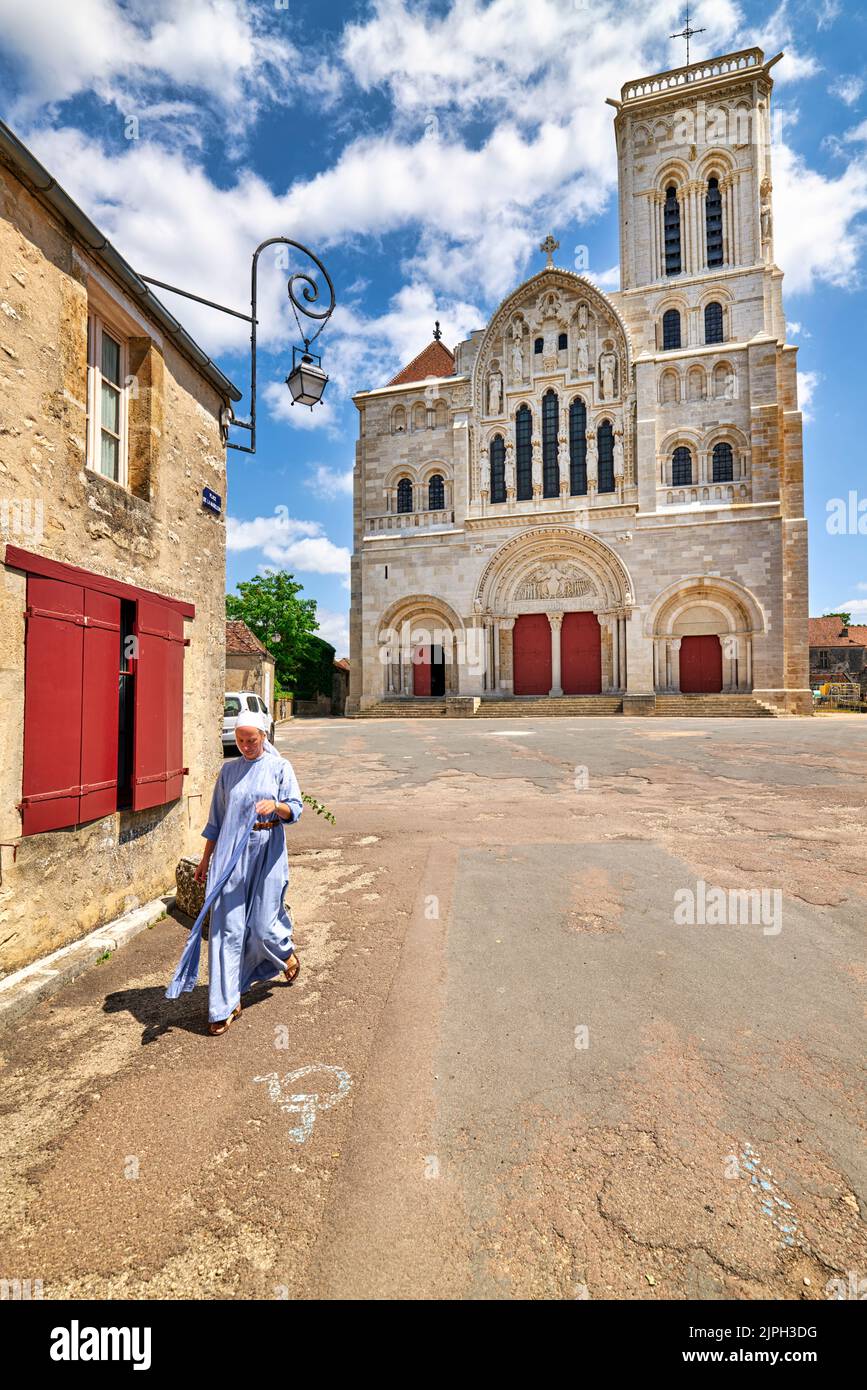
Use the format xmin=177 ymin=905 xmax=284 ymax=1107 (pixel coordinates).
xmin=194 ymin=840 xmax=215 ymax=884
xmin=256 ymin=798 xmax=277 ymax=816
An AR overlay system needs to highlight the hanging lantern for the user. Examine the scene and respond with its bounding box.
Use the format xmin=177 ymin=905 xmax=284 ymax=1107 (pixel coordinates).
xmin=286 ymin=345 xmax=328 ymax=408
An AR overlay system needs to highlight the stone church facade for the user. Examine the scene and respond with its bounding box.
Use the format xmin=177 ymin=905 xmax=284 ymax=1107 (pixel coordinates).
xmin=348 ymin=48 xmax=809 ymax=715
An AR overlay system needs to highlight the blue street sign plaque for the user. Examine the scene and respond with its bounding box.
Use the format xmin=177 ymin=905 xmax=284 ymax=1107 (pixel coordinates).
xmin=202 ymin=487 xmax=222 ymax=513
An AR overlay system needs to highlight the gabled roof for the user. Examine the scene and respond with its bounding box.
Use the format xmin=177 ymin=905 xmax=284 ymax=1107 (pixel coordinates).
xmin=388 ymin=337 xmax=455 ymax=386
xmin=226 ymin=619 xmax=274 ymax=657
xmin=808 ymin=617 xmax=867 ymax=648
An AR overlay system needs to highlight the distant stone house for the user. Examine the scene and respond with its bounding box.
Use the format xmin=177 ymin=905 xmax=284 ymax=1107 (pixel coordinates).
xmin=225 ymin=620 xmax=277 ymax=710
xmin=0 ymin=119 xmax=240 ymax=975
xmin=333 ymin=657 xmax=350 ymax=715
xmin=808 ymin=617 xmax=867 ymax=694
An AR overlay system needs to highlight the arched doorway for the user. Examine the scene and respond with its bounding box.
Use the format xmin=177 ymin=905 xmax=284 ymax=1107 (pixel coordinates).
xmin=513 ymin=615 xmax=551 ymax=694
xmin=562 ymin=612 xmax=602 ymax=693
xmin=679 ymin=635 xmax=722 ymax=692
xmin=647 ymin=579 xmax=765 ymax=695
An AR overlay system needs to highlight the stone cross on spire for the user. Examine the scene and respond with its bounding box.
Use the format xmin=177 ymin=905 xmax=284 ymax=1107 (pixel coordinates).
xmin=540 ymin=234 xmax=559 ymax=268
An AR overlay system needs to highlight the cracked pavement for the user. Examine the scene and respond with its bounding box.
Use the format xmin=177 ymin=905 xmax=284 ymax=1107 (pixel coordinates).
xmin=0 ymin=715 xmax=864 ymax=1300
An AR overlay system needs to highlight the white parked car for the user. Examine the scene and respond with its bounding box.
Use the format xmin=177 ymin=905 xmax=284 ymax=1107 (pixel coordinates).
xmin=223 ymin=691 xmax=275 ymax=750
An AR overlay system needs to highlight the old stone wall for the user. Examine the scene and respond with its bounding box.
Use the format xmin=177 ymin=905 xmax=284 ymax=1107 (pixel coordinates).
xmin=0 ymin=160 xmax=228 ymax=975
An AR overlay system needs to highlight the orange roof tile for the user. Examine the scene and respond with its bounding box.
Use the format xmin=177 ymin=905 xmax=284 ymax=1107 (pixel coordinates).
xmin=388 ymin=338 xmax=455 ymax=386
xmin=226 ymin=619 xmax=273 ymax=657
xmin=808 ymin=617 xmax=867 ymax=647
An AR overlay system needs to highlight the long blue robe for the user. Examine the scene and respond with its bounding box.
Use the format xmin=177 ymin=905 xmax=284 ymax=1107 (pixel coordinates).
xmin=166 ymin=744 xmax=303 ymax=1022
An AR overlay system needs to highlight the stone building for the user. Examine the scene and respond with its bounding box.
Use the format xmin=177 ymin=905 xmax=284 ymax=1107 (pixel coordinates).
xmin=808 ymin=617 xmax=867 ymax=695
xmin=348 ymin=48 xmax=809 ymax=716
xmin=0 ymin=120 xmax=240 ymax=974
xmin=225 ymin=620 xmax=276 ymax=709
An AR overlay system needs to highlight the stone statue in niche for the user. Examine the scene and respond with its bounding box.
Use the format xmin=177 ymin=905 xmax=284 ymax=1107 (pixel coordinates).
xmin=531 ymin=437 xmax=542 ymax=493
xmin=575 ymin=330 xmax=590 ymax=375
xmin=488 ymin=368 xmax=503 ymax=415
xmin=723 ymin=366 xmax=737 ymax=401
xmin=600 ymin=350 xmax=617 ymax=401
xmin=543 ymin=321 xmax=557 ymax=359
xmin=760 ymin=178 xmax=773 ymax=244
xmin=586 ymin=430 xmax=598 ymax=488
xmin=510 ymin=322 xmax=525 ymax=383
xmin=613 ymin=431 xmax=625 ymax=479
xmin=578 ymin=302 xmax=588 ymax=331
xmin=505 ymin=440 xmax=515 ymax=493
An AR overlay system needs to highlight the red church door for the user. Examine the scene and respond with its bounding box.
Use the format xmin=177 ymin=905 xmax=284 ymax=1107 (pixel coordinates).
xmin=679 ymin=635 xmax=723 ymax=693
xmin=561 ymin=612 xmax=602 ymax=694
xmin=413 ymin=644 xmax=431 ymax=696
xmin=513 ymin=614 xmax=552 ymax=695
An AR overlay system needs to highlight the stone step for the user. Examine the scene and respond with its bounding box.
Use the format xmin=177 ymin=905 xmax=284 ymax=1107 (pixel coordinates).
xmin=654 ymin=695 xmax=776 ymax=717
xmin=355 ymin=694 xmax=779 ymax=719
xmin=475 ymin=697 xmax=623 ymax=717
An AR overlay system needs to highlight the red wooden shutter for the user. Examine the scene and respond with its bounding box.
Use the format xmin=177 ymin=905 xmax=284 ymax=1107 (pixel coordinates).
xmin=79 ymin=589 xmax=121 ymax=823
xmin=21 ymin=576 xmax=85 ymax=834
xmin=132 ymin=597 xmax=188 ymax=810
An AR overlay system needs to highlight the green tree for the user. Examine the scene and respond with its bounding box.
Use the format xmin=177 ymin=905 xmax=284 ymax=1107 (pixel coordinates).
xmin=823 ymin=610 xmax=852 ymax=628
xmin=226 ymin=571 xmax=318 ymax=691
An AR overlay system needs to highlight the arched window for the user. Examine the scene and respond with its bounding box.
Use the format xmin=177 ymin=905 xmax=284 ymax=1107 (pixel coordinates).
xmin=569 ymin=398 xmax=587 ymax=495
xmin=542 ymin=390 xmax=559 ymax=498
xmin=392 ymin=405 xmax=406 ymax=433
xmin=662 ymin=308 xmax=681 ymax=351
xmin=671 ymin=446 xmax=692 ymax=486
xmin=712 ymin=442 xmax=734 ymax=482
xmin=598 ymin=420 xmax=615 ymax=493
xmin=534 ymin=337 xmax=543 ymax=355
xmin=396 ymin=477 xmax=413 ymax=512
xmin=704 ymin=301 xmax=724 ymax=344
xmin=515 ymin=405 xmax=533 ymax=500
xmin=428 ymin=473 xmax=445 ymax=510
xmin=558 ymin=332 xmax=568 ymax=351
xmin=705 ymin=177 xmax=723 ymax=267
xmin=664 ymin=184 xmax=682 ymax=275
xmin=490 ymin=435 xmax=506 ymax=503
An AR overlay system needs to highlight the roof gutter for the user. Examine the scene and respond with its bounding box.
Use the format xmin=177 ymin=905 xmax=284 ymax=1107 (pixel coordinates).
xmin=0 ymin=118 xmax=242 ymax=403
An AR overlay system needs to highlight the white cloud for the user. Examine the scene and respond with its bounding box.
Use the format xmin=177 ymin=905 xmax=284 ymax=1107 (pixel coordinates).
xmin=774 ymin=142 xmax=867 ymax=293
xmin=227 ymin=508 xmax=350 ymax=578
xmin=0 ymin=0 xmax=305 ymax=139
xmin=305 ymin=465 xmax=354 ymax=499
xmin=816 ymin=0 xmax=841 ymax=30
xmin=830 ymin=76 xmax=864 ymax=107
xmin=797 ymin=369 xmax=820 ymax=422
xmin=835 ymin=598 xmax=867 ymax=616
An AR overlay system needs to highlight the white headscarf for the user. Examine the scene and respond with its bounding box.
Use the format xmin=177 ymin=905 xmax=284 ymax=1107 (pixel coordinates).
xmin=234 ymin=707 xmax=279 ymax=757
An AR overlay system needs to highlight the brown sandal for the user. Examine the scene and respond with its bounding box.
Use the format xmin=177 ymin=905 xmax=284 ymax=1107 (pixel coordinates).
xmin=208 ymin=1002 xmax=241 ymax=1036
xmin=284 ymin=952 xmax=301 ymax=986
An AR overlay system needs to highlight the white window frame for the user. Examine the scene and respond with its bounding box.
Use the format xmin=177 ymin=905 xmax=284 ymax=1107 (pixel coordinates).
xmin=86 ymin=311 xmax=129 ymax=487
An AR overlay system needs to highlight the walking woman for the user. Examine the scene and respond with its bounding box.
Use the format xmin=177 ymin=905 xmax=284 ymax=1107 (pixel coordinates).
xmin=166 ymin=709 xmax=303 ymax=1035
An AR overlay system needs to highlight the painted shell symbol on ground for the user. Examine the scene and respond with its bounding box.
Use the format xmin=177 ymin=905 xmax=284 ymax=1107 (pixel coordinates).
xmin=254 ymin=1065 xmax=352 ymax=1144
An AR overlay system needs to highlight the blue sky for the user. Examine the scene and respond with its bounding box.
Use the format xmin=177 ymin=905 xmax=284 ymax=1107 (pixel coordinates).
xmin=2 ymin=0 xmax=866 ymax=653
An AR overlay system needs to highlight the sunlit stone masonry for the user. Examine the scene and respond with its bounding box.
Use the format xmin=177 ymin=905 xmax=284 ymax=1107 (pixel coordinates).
xmin=348 ymin=48 xmax=809 ymax=715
